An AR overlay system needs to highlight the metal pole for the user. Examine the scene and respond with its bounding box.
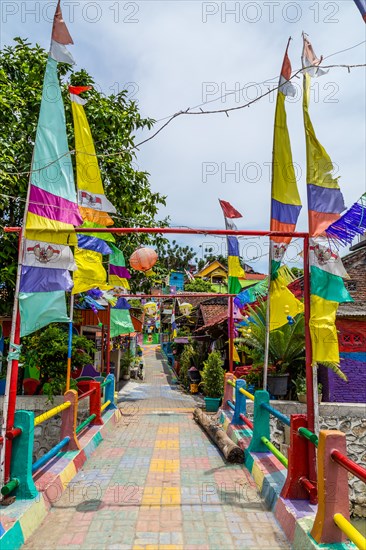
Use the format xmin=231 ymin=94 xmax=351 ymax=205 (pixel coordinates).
xmin=229 ymin=295 xmax=234 ymax=373
xmin=66 ymin=294 xmax=74 ymax=392
xmin=303 ymin=234 xmax=317 ymax=483
xmin=0 ymin=231 xmax=24 ymax=488
xmin=4 ymin=227 xmax=309 ymax=238
xmin=106 ymin=305 xmax=111 ymax=375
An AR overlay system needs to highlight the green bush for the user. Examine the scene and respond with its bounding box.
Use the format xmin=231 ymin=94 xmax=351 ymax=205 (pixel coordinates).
xmin=179 ymin=344 xmax=195 ymax=390
xmin=201 ymin=351 xmax=225 ymax=398
xmin=21 ymin=324 xmax=96 ymax=400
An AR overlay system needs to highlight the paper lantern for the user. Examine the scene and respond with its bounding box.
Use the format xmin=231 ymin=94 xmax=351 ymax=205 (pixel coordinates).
xmin=130 ymin=247 xmax=158 ymax=272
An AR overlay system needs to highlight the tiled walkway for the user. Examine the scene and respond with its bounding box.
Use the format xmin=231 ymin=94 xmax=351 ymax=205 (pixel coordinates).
xmin=22 ymin=346 xmax=289 ymax=549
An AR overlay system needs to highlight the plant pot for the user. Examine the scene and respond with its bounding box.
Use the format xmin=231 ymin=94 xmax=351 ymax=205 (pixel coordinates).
xmin=122 ymin=374 xmax=130 ymax=381
xmin=298 ymin=393 xmax=322 ymax=404
xmin=267 ymin=373 xmax=289 ymax=397
xmin=204 ymin=397 xmax=221 ymax=413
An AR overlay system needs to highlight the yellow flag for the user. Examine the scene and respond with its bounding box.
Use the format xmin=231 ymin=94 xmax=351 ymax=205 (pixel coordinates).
xmin=228 ymin=256 xmax=245 ymax=278
xmin=309 ymin=295 xmax=339 ymax=364
xmin=269 ymin=277 xmax=304 ymax=330
xmin=232 ymin=344 xmax=240 ymax=363
xmin=72 ymin=248 xmax=112 ymax=295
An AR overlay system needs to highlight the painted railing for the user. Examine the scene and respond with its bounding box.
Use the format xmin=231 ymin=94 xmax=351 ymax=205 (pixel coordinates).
xmin=0 ymin=374 xmax=117 ymax=500
xmin=223 ymin=373 xmax=366 ymax=548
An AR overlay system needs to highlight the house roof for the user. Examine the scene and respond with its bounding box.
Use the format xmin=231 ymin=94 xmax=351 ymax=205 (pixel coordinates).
xmin=195 ymin=311 xmax=227 ymax=333
xmin=200 ymin=304 xmax=228 ymax=325
xmin=195 ymin=260 xmax=228 ymax=278
xmin=337 ymin=301 xmax=366 ymax=319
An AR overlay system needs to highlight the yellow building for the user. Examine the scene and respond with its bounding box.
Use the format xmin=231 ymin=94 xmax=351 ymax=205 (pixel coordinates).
xmin=194 ymin=261 xmax=228 ymax=287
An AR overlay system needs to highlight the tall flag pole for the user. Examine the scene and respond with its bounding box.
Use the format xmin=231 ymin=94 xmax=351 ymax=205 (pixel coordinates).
xmin=264 ymin=39 xmax=303 ymax=390
xmin=0 ymin=0 xmax=79 ymax=488
xmin=218 ymin=199 xmax=245 ymax=372
xmin=302 ymin=35 xmax=353 ymax=438
xmin=302 ymin=34 xmax=353 ymax=366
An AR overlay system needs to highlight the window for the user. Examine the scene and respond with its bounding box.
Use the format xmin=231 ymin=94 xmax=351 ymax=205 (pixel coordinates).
xmin=345 ymin=281 xmax=357 ymax=291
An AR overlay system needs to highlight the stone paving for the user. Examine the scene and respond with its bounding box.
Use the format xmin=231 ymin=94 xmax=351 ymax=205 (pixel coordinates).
xmin=22 ymin=345 xmax=289 ymax=549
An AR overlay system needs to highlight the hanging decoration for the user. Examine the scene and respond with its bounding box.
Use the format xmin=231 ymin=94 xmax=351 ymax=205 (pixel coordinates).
xmin=130 ymin=247 xmax=158 ymax=275
xmin=143 ymin=302 xmax=158 ymax=316
xmin=179 ymin=302 xmax=193 ymax=317
xmin=325 ymin=193 xmax=366 ymax=245
xmin=218 ymin=199 xmax=246 ymax=294
xmin=109 ymin=244 xmax=131 ymax=290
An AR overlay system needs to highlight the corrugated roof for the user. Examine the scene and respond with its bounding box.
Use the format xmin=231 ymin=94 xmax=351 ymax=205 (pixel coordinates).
xmin=337 ymin=301 xmax=366 ymax=318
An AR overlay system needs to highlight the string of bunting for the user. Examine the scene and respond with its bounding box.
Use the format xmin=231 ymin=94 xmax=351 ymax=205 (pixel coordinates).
xmin=325 ymin=193 xmax=366 ymax=245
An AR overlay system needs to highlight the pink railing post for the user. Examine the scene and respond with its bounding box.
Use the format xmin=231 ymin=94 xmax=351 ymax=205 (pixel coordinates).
xmin=60 ymin=390 xmax=80 ymax=451
xmin=223 ymin=373 xmax=235 ymax=411
xmin=280 ymin=414 xmax=316 ymax=502
xmin=311 ymin=430 xmax=350 ymax=544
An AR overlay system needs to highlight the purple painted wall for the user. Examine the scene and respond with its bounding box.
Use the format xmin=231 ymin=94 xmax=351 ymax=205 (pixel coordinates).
xmin=319 ymin=357 xmax=366 ymax=403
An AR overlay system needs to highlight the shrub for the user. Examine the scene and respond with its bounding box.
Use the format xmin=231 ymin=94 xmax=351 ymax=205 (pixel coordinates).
xmin=200 ymin=351 xmax=225 ymax=398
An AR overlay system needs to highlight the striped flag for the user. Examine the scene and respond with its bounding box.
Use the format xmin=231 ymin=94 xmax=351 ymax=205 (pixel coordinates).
xmin=20 ymin=1 xmax=80 ymax=336
xmin=302 ymin=35 xmax=352 ymax=366
xmin=219 ymin=199 xmax=245 ymax=294
xmin=268 ymin=41 xmax=304 ymax=330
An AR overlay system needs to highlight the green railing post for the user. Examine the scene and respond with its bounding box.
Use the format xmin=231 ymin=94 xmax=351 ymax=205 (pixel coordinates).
xmin=247 ymin=390 xmax=270 ymax=453
xmin=103 ymin=374 xmax=117 ymax=411
xmin=3 ymin=410 xmax=38 ymax=499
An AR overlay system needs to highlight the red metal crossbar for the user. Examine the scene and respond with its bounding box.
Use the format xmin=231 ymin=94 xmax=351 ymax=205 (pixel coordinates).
xmin=331 ymin=449 xmax=366 ymax=483
xmin=239 ymin=413 xmax=254 ymax=430
xmin=78 ymin=388 xmax=97 ymax=401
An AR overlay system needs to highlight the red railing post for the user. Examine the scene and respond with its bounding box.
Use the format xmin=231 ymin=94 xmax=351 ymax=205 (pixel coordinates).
xmin=89 ymin=381 xmax=103 ymax=426
xmin=280 ymin=414 xmax=317 ymax=503
xmin=60 ymin=390 xmax=80 ymax=451
xmin=311 ymin=430 xmax=350 ymax=544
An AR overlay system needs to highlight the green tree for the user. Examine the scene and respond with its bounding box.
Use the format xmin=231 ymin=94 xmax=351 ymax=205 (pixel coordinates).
xmin=0 ymin=38 xmax=168 ymax=313
xmin=184 ymin=278 xmax=215 ymax=293
xmin=157 ymin=240 xmax=197 ymax=273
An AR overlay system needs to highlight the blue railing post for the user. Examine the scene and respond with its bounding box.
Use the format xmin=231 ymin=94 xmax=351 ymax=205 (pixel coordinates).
xmin=104 ymin=374 xmax=117 ymax=411
xmin=232 ymin=379 xmax=247 ymax=425
xmin=8 ymin=411 xmax=38 ymax=499
xmin=247 ymin=390 xmax=270 ymax=453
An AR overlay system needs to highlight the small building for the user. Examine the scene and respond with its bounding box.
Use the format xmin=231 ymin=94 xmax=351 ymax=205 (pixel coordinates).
xmin=194 ymin=260 xmax=265 ymax=293
xmin=169 ymin=271 xmax=185 ymax=291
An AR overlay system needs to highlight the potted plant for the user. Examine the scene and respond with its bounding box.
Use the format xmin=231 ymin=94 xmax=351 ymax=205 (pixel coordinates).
xmin=200 ymin=351 xmax=225 ymax=412
xmin=178 ymin=344 xmax=195 ymax=391
xmin=293 ymin=376 xmax=322 ymax=403
xmin=120 ymin=351 xmax=132 ymax=380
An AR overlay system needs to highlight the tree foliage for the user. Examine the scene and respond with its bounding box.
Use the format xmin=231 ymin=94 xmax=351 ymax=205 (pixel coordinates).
xmin=156 ymin=240 xmax=196 ymax=273
xmin=184 ymin=278 xmax=214 ymax=293
xmin=0 ymin=38 xmax=168 ymax=313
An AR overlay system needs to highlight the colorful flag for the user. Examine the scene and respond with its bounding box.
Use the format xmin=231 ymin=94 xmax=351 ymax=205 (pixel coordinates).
xmin=353 ymin=0 xmax=366 ymax=22
xmin=219 ymin=199 xmax=245 ymax=294
xmin=109 ymin=244 xmax=131 ymax=290
xmin=110 ymin=309 xmax=135 ymax=338
xmin=19 ymin=291 xmax=70 ymax=337
xmin=69 ymin=86 xmax=116 ymax=225
xmin=302 ymin=35 xmax=352 ymax=365
xmin=72 ymin=248 xmax=111 ymax=295
xmin=20 ymin=1 xmax=79 ymax=337
xmin=270 ymin=40 xmax=302 ymax=271
xmin=77 ymin=235 xmax=112 ymax=255
xmin=50 ymin=0 xmax=75 ymax=64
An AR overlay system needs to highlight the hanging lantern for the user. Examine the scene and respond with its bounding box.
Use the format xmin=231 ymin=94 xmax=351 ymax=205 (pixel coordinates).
xmin=130 ymin=247 xmax=158 ymax=275
xmin=179 ymin=302 xmax=193 ymax=317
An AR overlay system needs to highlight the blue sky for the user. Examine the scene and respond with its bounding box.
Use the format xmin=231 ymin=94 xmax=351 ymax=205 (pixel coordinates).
xmin=2 ymin=1 xmax=365 ymax=272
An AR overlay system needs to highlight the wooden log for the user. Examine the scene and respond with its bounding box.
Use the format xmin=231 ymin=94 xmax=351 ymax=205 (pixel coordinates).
xmin=193 ymin=408 xmax=244 ymax=463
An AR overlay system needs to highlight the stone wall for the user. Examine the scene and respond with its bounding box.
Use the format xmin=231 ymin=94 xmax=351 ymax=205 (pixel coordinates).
xmin=0 ymin=395 xmax=90 ymax=462
xmin=244 ymin=400 xmax=366 ymax=518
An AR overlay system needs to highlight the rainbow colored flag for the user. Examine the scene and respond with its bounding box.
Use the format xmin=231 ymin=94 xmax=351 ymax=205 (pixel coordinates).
xmin=219 ymin=199 xmax=245 ymax=294
xmin=20 ymin=1 xmax=79 ymax=336
xmin=302 ymin=35 xmax=353 ymax=365
xmin=268 ymin=41 xmax=304 ymax=330
xmin=69 ymin=86 xmax=116 ymax=294
xmin=109 ymin=244 xmax=131 ymax=290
